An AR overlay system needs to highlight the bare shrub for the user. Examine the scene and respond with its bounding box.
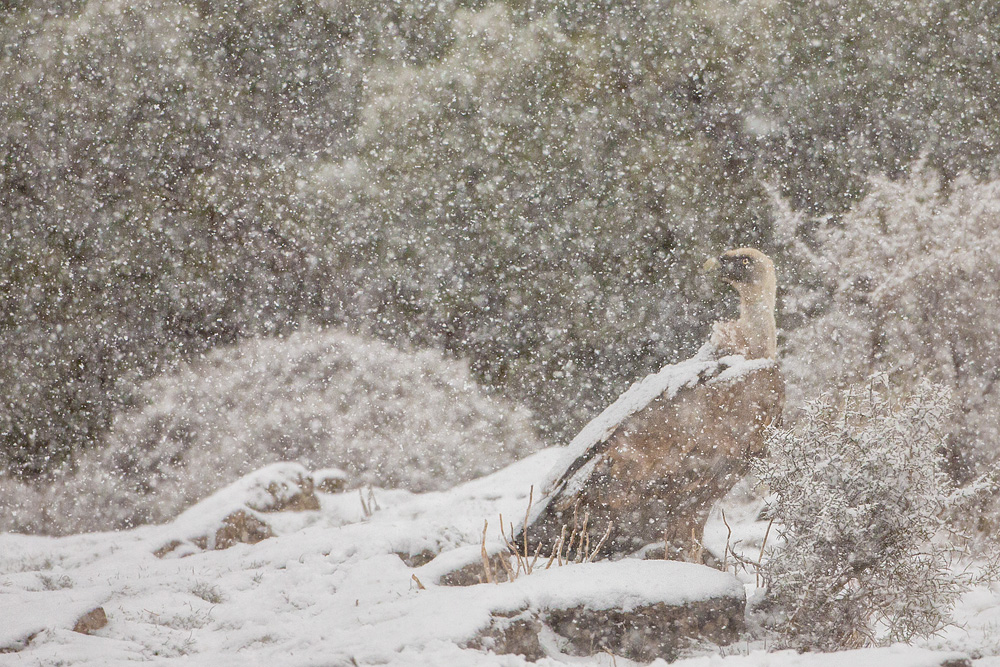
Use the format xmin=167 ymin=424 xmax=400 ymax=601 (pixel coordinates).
xmin=774 ymin=165 xmax=1000 ymax=478
xmin=190 ymin=583 xmax=225 ymax=605
xmin=755 ymin=377 xmax=989 ymax=650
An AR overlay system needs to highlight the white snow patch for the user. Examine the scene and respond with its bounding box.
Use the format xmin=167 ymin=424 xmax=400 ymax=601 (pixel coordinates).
xmin=672 ymin=645 xmax=971 ymax=667
xmin=0 ymin=447 xmax=986 ymax=666
xmin=501 ymin=560 xmax=744 ymax=612
xmin=0 ymin=590 xmax=106 ymax=650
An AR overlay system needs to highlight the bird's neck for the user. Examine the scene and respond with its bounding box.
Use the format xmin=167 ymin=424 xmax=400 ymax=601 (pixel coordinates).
xmin=737 ymin=287 xmax=777 ymax=359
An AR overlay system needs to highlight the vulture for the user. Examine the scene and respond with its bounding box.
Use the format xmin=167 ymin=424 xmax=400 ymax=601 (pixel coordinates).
xmin=517 ymin=248 xmax=784 ymax=561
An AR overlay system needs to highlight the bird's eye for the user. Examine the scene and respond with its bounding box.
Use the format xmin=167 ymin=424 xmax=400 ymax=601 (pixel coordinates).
xmin=741 ymin=258 xmax=750 ymax=266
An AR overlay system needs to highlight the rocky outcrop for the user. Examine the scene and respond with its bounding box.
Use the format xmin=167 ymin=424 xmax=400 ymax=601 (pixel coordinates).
xmin=246 ymin=469 xmax=320 ymax=513
xmin=462 ymin=560 xmax=746 ymax=662
xmin=194 ymin=510 xmax=275 ymax=551
xmin=469 ymin=610 xmax=544 ymax=661
xmin=153 ymin=463 xmax=317 ymax=558
xmin=544 ymin=595 xmax=743 ymax=662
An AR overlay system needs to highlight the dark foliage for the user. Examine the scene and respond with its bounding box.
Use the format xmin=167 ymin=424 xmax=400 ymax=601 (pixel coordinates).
xmin=2 ymin=0 xmax=999 ymax=475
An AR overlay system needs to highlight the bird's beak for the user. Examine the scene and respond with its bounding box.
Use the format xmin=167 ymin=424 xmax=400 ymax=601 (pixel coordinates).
xmin=702 ymin=257 xmax=719 ymax=273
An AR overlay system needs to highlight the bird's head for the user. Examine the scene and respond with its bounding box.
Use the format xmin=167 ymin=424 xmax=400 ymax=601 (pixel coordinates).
xmin=703 ymin=248 xmax=776 ymax=306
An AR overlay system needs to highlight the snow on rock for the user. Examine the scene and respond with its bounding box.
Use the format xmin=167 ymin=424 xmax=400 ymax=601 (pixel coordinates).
xmin=175 ymin=462 xmax=316 ymax=524
xmin=153 ymin=462 xmax=319 ymax=557
xmin=0 ymin=590 xmax=107 ymax=652
xmin=530 ymin=347 xmax=777 ymax=519
xmin=503 ymin=560 xmax=744 ymax=611
xmin=314 ymin=467 xmax=349 ymax=493
xmin=0 ymin=451 xmax=984 ymax=666
xmin=673 ymin=646 xmax=972 ymax=667
xmin=470 ymin=561 xmax=746 ymax=662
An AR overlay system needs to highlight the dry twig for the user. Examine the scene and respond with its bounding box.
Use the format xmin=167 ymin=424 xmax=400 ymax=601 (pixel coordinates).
xmin=721 ymin=509 xmax=733 ymax=572
xmin=480 ymin=520 xmax=496 ymax=584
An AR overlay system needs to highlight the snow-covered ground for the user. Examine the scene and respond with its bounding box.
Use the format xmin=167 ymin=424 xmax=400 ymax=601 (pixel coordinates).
xmin=2 ymin=449 xmax=999 ymax=666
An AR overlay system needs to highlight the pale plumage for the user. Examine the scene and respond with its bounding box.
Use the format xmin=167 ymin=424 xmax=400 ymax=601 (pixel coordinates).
xmin=519 ymin=248 xmax=784 ymax=560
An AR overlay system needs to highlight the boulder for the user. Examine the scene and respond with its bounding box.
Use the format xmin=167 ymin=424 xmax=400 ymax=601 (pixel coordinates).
xmin=243 ymin=464 xmax=320 ymax=513
xmin=193 ymin=510 xmax=274 ymax=551
xmin=545 ymin=596 xmax=743 ymax=662
xmin=467 ymin=560 xmax=745 ymax=662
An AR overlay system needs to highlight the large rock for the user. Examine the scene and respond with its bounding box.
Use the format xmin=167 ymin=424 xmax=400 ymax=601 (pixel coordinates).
xmin=466 ymin=560 xmax=745 ymax=662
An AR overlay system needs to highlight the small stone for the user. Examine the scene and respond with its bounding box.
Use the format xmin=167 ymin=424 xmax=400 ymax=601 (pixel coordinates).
xmin=395 ymin=549 xmax=438 ymax=568
xmin=468 ymin=611 xmax=544 ymax=662
xmin=73 ymin=607 xmax=108 ymax=635
xmin=314 ymin=468 xmax=349 ymax=494
xmin=212 ymin=510 xmax=274 ymax=549
xmin=153 ymin=540 xmax=183 ymax=558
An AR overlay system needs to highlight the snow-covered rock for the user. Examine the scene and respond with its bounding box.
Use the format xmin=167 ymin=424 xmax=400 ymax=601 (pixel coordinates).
xmin=470 ymin=561 xmax=745 ymax=662
xmin=153 ymin=463 xmax=318 ymax=558
xmin=72 ymin=607 xmax=108 ymax=635
xmin=0 ymin=450 xmax=987 ymax=666
xmin=0 ymin=590 xmax=108 ymax=652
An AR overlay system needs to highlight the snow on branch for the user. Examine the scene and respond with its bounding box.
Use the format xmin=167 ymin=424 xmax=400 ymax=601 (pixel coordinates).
xmin=755 ymin=375 xmax=996 ymax=650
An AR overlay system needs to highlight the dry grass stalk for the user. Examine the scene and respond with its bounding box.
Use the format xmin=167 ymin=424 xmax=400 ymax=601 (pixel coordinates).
xmin=576 ymin=511 xmax=590 ymax=563
xmin=718 ymin=509 xmax=767 ymax=579
xmin=721 ymin=509 xmax=733 ymax=572
xmin=566 ymin=502 xmax=581 ymax=563
xmin=498 ymin=514 xmax=520 ymax=574
xmin=359 ymin=487 xmax=380 ymax=519
xmin=523 ymin=485 xmax=533 ymax=564
xmin=587 ymin=522 xmax=612 ymax=562
xmin=689 ymin=526 xmax=705 ymax=563
xmin=756 ymin=517 xmax=774 ymax=587
xmin=479 ymin=488 xmax=613 ymax=584
xmin=497 ymin=512 xmax=544 ymax=579
xmin=545 ymin=525 xmax=567 ymax=570
xmin=359 ymin=489 xmax=370 ymax=519
xmin=481 ymin=519 xmax=496 ymax=584
xmin=529 ymin=543 xmax=542 ymax=571
xmin=497 ymin=546 xmax=516 ymax=580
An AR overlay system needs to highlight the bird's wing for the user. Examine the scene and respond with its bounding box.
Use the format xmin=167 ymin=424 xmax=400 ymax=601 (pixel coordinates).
xmin=527 ymin=346 xmax=779 ymax=524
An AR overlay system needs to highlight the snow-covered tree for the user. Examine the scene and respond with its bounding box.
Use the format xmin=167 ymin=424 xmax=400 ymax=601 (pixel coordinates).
xmin=5 ymin=0 xmax=1000 ymax=479
xmin=759 ymin=0 xmax=1000 ymax=217
xmin=776 ymin=165 xmax=1000 ymax=476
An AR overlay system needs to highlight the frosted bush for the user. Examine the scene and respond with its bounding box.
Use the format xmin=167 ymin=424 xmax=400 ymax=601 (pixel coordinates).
xmin=0 ymin=329 xmax=541 ymax=534
xmin=755 ymin=377 xmax=986 ymax=650
xmin=774 ymin=165 xmax=1000 ymax=476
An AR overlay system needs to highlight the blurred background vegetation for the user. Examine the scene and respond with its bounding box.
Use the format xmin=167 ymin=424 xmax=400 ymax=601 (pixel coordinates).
xmin=2 ymin=0 xmax=999 ymax=485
